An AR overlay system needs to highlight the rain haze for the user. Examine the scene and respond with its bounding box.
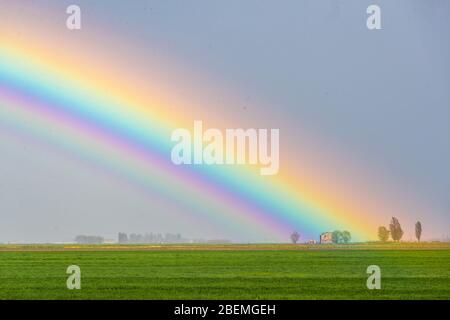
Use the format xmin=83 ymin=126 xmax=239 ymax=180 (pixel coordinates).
xmin=0 ymin=0 xmax=449 ymax=243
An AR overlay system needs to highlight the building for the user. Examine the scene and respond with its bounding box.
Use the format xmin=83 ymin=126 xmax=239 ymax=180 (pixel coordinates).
xmin=320 ymin=232 xmax=333 ymax=244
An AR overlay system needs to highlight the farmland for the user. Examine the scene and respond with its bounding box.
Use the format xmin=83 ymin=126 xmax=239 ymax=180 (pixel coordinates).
xmin=0 ymin=243 xmax=449 ymax=299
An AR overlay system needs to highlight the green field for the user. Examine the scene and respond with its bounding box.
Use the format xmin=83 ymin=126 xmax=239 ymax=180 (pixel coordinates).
xmin=0 ymin=243 xmax=449 ymax=299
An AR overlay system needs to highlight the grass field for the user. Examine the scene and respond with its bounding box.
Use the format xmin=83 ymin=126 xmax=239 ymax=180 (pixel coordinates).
xmin=0 ymin=243 xmax=449 ymax=299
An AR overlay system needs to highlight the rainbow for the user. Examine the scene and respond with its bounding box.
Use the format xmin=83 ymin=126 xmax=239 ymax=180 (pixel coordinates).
xmin=0 ymin=37 xmax=374 ymax=242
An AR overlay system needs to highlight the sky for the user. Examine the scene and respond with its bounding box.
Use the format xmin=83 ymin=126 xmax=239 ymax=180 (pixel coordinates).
xmin=0 ymin=0 xmax=449 ymax=243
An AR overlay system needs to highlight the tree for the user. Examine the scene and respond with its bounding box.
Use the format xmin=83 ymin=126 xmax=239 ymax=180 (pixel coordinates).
xmin=118 ymin=232 xmax=128 ymax=244
xmin=389 ymin=217 xmax=404 ymax=242
xmin=75 ymin=235 xmax=103 ymax=244
xmin=332 ymin=230 xmax=343 ymax=244
xmin=378 ymin=226 xmax=390 ymax=242
xmin=341 ymin=231 xmax=351 ymax=243
xmin=415 ymin=221 xmax=422 ymax=242
xmin=290 ymin=231 xmax=300 ymax=244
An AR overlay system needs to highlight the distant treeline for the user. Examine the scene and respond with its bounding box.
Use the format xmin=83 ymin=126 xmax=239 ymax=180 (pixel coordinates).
xmin=118 ymin=232 xmax=184 ymax=244
xmin=75 ymin=235 xmax=104 ymax=244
